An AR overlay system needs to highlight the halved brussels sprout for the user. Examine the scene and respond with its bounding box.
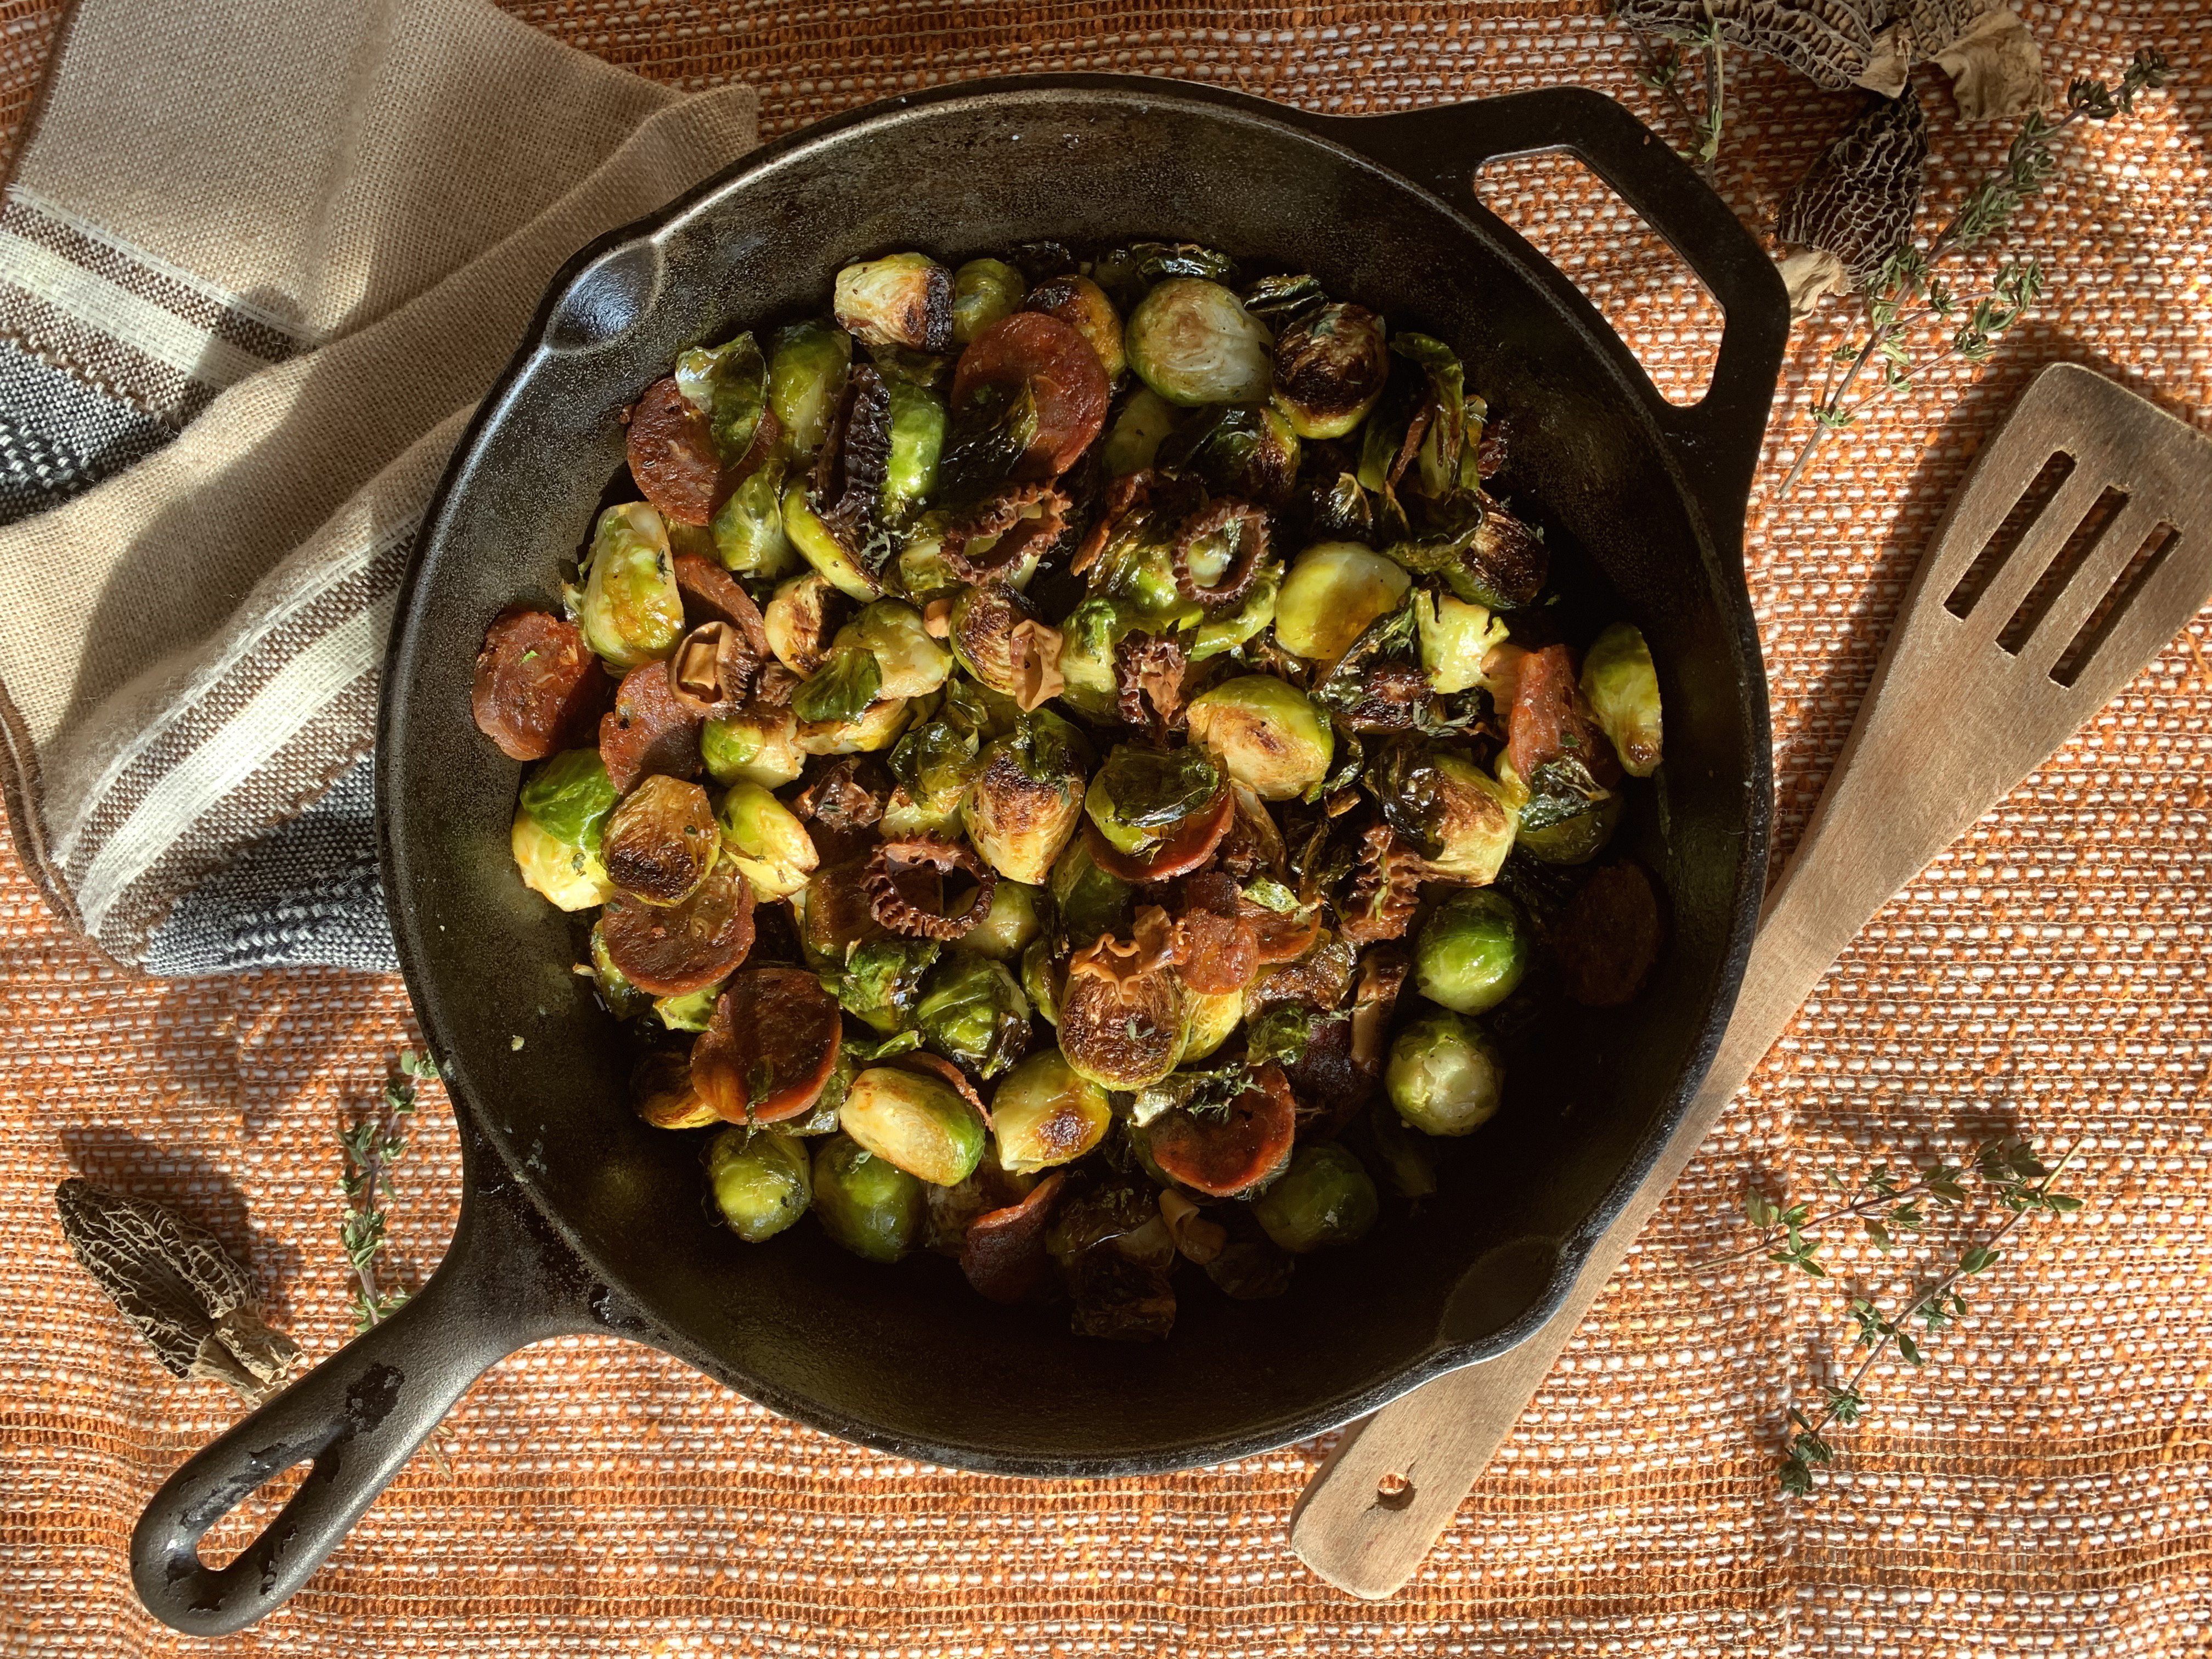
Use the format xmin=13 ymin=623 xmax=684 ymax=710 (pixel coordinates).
xmin=1251 ymin=1142 xmax=1379 ymax=1253
xmin=962 ymin=713 xmax=1089 ymax=885
xmin=576 ymin=501 xmax=685 ymax=669
xmin=1415 ymin=590 xmax=1511 ymax=695
xmin=1180 ymin=986 xmax=1244 ymax=1063
xmin=601 ymin=774 xmax=718 ymax=905
xmin=795 ymin=693 xmax=910 ymax=756
xmin=1497 ymin=751 xmax=1623 ymax=865
xmin=1048 ymin=834 xmax=1136 ymax=949
xmin=1186 ymin=564 xmax=1280 ymax=662
xmin=1026 ymin=274 xmax=1126 ymax=380
xmin=716 ymin=780 xmax=819 ymax=899
xmin=709 ymin=455 xmax=799 ymax=577
xmin=631 ymin=1045 xmax=713 ymax=1125
xmin=835 ymin=252 xmax=954 ymax=352
xmin=708 ymin=1126 xmax=812 ymax=1242
xmin=1368 ymin=737 xmax=1520 ymax=885
xmin=836 ymin=599 xmax=951 ymax=700
xmin=840 ymin=1065 xmax=989 ymax=1186
xmin=766 ymin=319 xmax=853 ymax=456
xmin=1271 ymin=302 xmax=1389 ymax=439
xmin=790 ymin=645 xmax=883 ymax=727
xmin=1054 ymin=595 xmax=1136 ymax=719
xmin=949 ymin=582 xmax=1045 ymax=703
xmin=885 ymin=711 xmax=984 ymax=836
xmin=1581 ymin=622 xmax=1662 ymax=778
xmin=1183 ymin=676 xmax=1334 ymax=802
xmin=701 ymin=706 xmax=804 ymax=788
xmin=654 ymin=983 xmax=720 ymax=1031
xmin=1084 ymin=743 xmax=1224 ymax=857
xmin=1414 ymin=888 xmax=1529 ymax=1014
xmin=1274 ymin=541 xmax=1412 ymax=663
xmin=1517 ymin=784 xmax=1624 ymax=864
xmin=812 ymin=1132 xmax=923 ymax=1262
xmin=883 ymin=380 xmax=946 ymax=519
xmin=511 ymin=809 xmax=613 ymax=910
xmin=828 ymin=937 xmax=940 ymax=1036
xmin=590 ymin=922 xmax=654 ymax=1019
xmin=990 ymin=1049 xmax=1111 ymax=1173
xmin=1126 ymin=278 xmax=1273 ymax=406
xmin=1387 ymin=1011 xmax=1504 ymax=1136
xmin=1103 ymin=386 xmax=1180 ymax=475
xmin=1020 ymin=935 xmax=1064 ymax=1026
xmin=518 ymin=748 xmax=618 ymax=853
xmin=764 ymin=572 xmax=847 ymax=678
xmin=781 ymin=478 xmax=880 ymax=601
xmin=952 ymin=257 xmax=1026 ymax=346
xmin=963 ymin=879 xmax=1041 ymax=962
xmin=674 ymin=331 xmax=770 ymax=458
xmin=1158 ymin=402 xmax=1301 ymax=504
xmin=916 ymin=951 xmax=1031 ymax=1079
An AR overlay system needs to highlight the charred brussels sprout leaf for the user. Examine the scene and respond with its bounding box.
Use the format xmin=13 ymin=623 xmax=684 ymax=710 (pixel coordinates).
xmin=710 ymin=452 xmax=798 ymax=577
xmin=916 ymin=951 xmax=1031 ymax=1079
xmin=936 ymin=379 xmax=1040 ymax=505
xmin=1386 ymin=490 xmax=1549 ymax=611
xmin=1391 ymin=333 xmax=1469 ymax=501
xmin=1240 ymin=271 xmax=1328 ymax=330
xmin=1084 ymin=743 xmax=1224 ymax=856
xmin=708 ymin=1127 xmax=813 ymax=1242
xmin=1367 ymin=735 xmax=1519 ymax=883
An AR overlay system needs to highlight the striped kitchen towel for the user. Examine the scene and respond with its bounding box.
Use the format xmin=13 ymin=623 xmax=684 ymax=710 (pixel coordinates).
xmin=0 ymin=0 xmax=756 ymax=973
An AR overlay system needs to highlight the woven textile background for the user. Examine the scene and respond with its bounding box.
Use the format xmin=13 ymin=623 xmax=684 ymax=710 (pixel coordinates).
xmin=2 ymin=1 xmax=2208 ymax=1653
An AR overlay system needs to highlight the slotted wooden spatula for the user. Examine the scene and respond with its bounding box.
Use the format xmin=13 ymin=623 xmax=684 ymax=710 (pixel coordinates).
xmin=1291 ymin=360 xmax=2212 ymax=1600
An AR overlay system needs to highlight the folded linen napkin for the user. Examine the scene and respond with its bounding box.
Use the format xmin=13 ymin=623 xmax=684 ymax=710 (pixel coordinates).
xmin=0 ymin=0 xmax=757 ymax=973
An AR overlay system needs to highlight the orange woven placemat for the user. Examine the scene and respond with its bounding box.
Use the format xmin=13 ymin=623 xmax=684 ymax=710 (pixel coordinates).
xmin=3 ymin=3 xmax=2210 ymax=1654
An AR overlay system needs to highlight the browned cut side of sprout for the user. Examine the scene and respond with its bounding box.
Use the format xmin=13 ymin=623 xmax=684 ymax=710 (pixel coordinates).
xmin=1171 ymin=498 xmax=1267 ymax=609
xmin=866 ymin=836 xmax=999 ymax=940
xmin=1114 ymin=631 xmax=1188 ymax=740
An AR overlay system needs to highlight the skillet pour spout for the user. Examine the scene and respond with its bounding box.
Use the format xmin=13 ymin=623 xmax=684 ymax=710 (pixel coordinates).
xmin=131 ymin=74 xmax=1784 ymax=1635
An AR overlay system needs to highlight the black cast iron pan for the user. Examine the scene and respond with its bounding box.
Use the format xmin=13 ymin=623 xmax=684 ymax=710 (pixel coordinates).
xmin=131 ymin=75 xmax=1786 ymax=1634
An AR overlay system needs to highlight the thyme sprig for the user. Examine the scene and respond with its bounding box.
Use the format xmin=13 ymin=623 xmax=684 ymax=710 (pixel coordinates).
xmin=1780 ymin=48 xmax=2171 ymax=493
xmin=1751 ymin=1135 xmax=2085 ymax=1495
xmin=1638 ymin=13 xmax=1728 ymax=185
xmin=340 ymin=1048 xmax=439 ymax=1334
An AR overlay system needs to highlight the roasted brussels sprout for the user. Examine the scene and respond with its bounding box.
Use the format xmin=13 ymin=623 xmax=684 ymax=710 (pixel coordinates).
xmin=511 ymin=809 xmax=612 ymax=910
xmin=575 ymin=501 xmax=686 ymax=669
xmin=1126 ymin=278 xmax=1273 ymax=407
xmin=716 ymin=780 xmax=819 ymax=899
xmin=1273 ymin=541 xmax=1412 ymax=662
xmin=990 ymin=1049 xmax=1111 ymax=1173
xmin=812 ymin=1132 xmax=924 ymax=1262
xmin=839 ymin=1065 xmax=988 ymax=1186
xmin=766 ymin=319 xmax=853 ymax=456
xmin=1581 ymin=622 xmax=1662 ymax=778
xmin=701 ymin=706 xmax=804 ymax=788
xmin=1415 ymin=590 xmax=1511 ymax=695
xmin=1367 ymin=736 xmax=1520 ymax=885
xmin=1047 ymin=834 xmax=1136 ymax=949
xmin=834 ymin=252 xmax=954 ymax=353
xmin=674 ymin=331 xmax=771 ymax=459
xmin=962 ymin=712 xmax=1089 ymax=885
xmin=1271 ymin=302 xmax=1389 ymax=439
xmin=1157 ymin=402 xmax=1301 ymax=504
xmin=764 ymin=572 xmax=847 ymax=678
xmin=1052 ymin=595 xmax=1135 ymax=718
xmin=915 ymin=951 xmax=1031 ymax=1079
xmin=1186 ymin=564 xmax=1280 ymax=662
xmin=1386 ymin=1011 xmax=1504 ymax=1136
xmin=709 ymin=455 xmax=799 ymax=577
xmin=707 ymin=1126 xmax=812 ymax=1242
xmin=835 ymin=599 xmax=952 ymax=700
xmin=1251 ymin=1141 xmax=1379 ymax=1253
xmin=654 ymin=984 xmax=720 ymax=1032
xmin=790 ymin=644 xmax=883 ymax=726
xmin=1180 ymin=986 xmax=1244 ymax=1063
xmin=601 ymin=774 xmax=718 ymax=905
xmin=951 ymin=257 xmax=1026 ymax=346
xmin=1414 ymin=888 xmax=1530 ymax=1014
xmin=963 ymin=879 xmax=1041 ymax=962
xmin=1498 ymin=751 xmax=1624 ymax=865
xmin=631 ymin=1045 xmax=714 ymax=1126
xmin=518 ymin=748 xmax=618 ymax=851
xmin=885 ymin=711 xmax=984 ymax=836
xmin=883 ymin=380 xmax=946 ymax=518
xmin=591 ymin=922 xmax=654 ymax=1019
xmin=1025 ymin=273 xmax=1126 ymax=381
xmin=948 ymin=582 xmax=1047 ymax=704
xmin=1084 ymin=743 xmax=1225 ymax=858
xmin=1183 ymin=676 xmax=1334 ymax=802
xmin=781 ymin=478 xmax=880 ymax=602
xmin=830 ymin=937 xmax=940 ymax=1034
xmin=795 ymin=693 xmax=910 ymax=756
xmin=1103 ymin=386 xmax=1180 ymax=475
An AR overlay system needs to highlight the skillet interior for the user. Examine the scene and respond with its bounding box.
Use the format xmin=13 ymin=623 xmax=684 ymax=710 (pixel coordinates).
xmin=381 ymin=79 xmax=1768 ymax=1473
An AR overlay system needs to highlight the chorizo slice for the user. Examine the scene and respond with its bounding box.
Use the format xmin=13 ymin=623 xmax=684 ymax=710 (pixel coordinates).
xmin=627 ymin=375 xmax=727 ymax=527
xmin=1554 ymin=860 xmax=1663 ymax=1008
xmin=1147 ymin=1063 xmax=1296 ymax=1198
xmin=471 ymin=607 xmax=608 ymax=761
xmin=951 ymin=312 xmax=1110 ymax=480
xmin=961 ymin=1171 xmax=1068 ymax=1304
xmin=691 ymin=966 xmax=843 ymax=1124
xmin=600 ymin=663 xmax=703 ymax=794
xmin=600 ymin=860 xmax=755 ymax=997
xmin=1508 ymin=642 xmax=1621 ymax=787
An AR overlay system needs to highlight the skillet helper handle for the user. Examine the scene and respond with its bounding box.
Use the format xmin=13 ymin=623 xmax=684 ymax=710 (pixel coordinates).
xmin=1327 ymin=86 xmax=1790 ymax=544
xmin=131 ymin=1176 xmax=592 ymax=1637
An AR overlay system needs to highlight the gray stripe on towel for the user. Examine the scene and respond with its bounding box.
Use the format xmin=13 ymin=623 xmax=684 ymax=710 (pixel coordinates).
xmin=0 ymin=345 xmax=174 ymax=523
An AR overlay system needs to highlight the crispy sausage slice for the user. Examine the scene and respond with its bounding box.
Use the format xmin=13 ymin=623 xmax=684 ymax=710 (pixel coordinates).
xmin=600 ymin=663 xmax=703 ymax=793
xmin=1147 ymin=1063 xmax=1297 ymax=1198
xmin=691 ymin=966 xmax=843 ymax=1124
xmin=600 ymin=860 xmax=755 ymax=997
xmin=1555 ymin=860 xmax=1663 ymax=1007
xmin=952 ymin=312 xmax=1110 ymax=480
xmin=961 ymin=1171 xmax=1068 ymax=1304
xmin=627 ymin=375 xmax=727 ymax=526
xmin=472 ymin=607 xmax=608 ymax=761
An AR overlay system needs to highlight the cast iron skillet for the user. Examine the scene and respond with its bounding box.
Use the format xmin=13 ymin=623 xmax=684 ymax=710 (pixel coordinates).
xmin=132 ymin=74 xmax=1785 ymax=1634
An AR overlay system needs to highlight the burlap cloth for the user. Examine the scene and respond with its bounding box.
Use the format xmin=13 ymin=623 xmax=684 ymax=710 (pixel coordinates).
xmin=2 ymin=2 xmax=2208 ymax=1653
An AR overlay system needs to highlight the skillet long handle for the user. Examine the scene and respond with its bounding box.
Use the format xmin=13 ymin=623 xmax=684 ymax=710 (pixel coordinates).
xmin=130 ymin=1172 xmax=595 ymax=1637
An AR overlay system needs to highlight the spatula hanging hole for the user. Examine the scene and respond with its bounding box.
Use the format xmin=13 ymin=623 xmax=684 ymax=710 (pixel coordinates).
xmin=1997 ymin=485 xmax=2129 ymax=656
xmin=1946 ymin=451 xmax=2075 ymax=620
xmin=1375 ymin=1470 xmax=1416 ymax=1510
xmin=2051 ymin=520 xmax=2182 ymax=687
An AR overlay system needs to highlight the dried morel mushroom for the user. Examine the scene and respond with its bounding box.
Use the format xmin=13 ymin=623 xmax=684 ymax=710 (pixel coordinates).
xmin=55 ymin=1178 xmax=298 ymax=1404
xmin=1614 ymin=0 xmax=1884 ymax=91
xmin=1776 ymin=89 xmax=1929 ymax=286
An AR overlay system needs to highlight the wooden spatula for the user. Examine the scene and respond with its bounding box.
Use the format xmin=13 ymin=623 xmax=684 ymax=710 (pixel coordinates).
xmin=1291 ymin=361 xmax=2212 ymax=1600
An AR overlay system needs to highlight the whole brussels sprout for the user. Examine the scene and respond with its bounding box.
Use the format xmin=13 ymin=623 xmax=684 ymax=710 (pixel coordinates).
xmin=511 ymin=810 xmax=612 ymax=911
xmin=1251 ymin=1142 xmax=1379 ymax=1254
xmin=716 ymin=780 xmax=818 ymax=899
xmin=882 ymin=379 xmax=946 ymax=518
xmin=964 ymin=879 xmax=1041 ymax=962
xmin=1103 ymin=385 xmax=1180 ymax=475
xmin=1183 ymin=676 xmax=1334 ymax=802
xmin=1581 ymin=622 xmax=1662 ymax=778
xmin=1186 ymin=564 xmax=1280 ymax=662
xmin=709 ymin=455 xmax=799 ymax=578
xmin=1274 ymin=540 xmax=1412 ymax=663
xmin=1386 ymin=1011 xmax=1504 ymax=1136
xmin=839 ymin=1065 xmax=989 ymax=1186
xmin=1414 ymin=888 xmax=1530 ymax=1014
xmin=812 ymin=1132 xmax=923 ymax=1262
xmin=836 ymin=599 xmax=952 ymax=700
xmin=576 ymin=501 xmax=685 ymax=669
xmin=1047 ymin=835 xmax=1135 ymax=949
xmin=702 ymin=706 xmax=804 ymax=788
xmin=833 ymin=251 xmax=953 ymax=352
xmin=1271 ymin=302 xmax=1389 ymax=439
xmin=990 ymin=1049 xmax=1112 ymax=1173
xmin=1126 ymin=278 xmax=1273 ymax=406
xmin=1084 ymin=743 xmax=1224 ymax=857
xmin=781 ymin=478 xmax=880 ymax=602
xmin=962 ymin=712 xmax=1089 ymax=885
xmin=708 ymin=1127 xmax=812 ymax=1242
xmin=1415 ymin=590 xmax=1511 ymax=695
xmin=916 ymin=951 xmax=1031 ymax=1079
xmin=1020 ymin=935 xmax=1064 ymax=1026
xmin=1180 ymin=987 xmax=1244 ymax=1063
xmin=951 ymin=257 xmax=1026 ymax=345
xmin=767 ymin=318 xmax=853 ymax=454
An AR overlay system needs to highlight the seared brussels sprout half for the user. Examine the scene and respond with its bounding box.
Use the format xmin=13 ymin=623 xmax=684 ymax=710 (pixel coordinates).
xmin=576 ymin=501 xmax=685 ymax=669
xmin=916 ymin=951 xmax=1031 ymax=1079
xmin=716 ymin=780 xmax=819 ymax=899
xmin=951 ymin=257 xmax=1026 ymax=346
xmin=701 ymin=706 xmax=803 ymax=788
xmin=709 ymin=455 xmax=799 ymax=578
xmin=1251 ymin=1142 xmax=1379 ymax=1254
xmin=764 ymin=572 xmax=847 ymax=678
xmin=790 ymin=644 xmax=883 ymax=727
xmin=1387 ymin=1011 xmax=1504 ymax=1136
xmin=1414 ymin=888 xmax=1530 ymax=1014
xmin=963 ymin=879 xmax=1041 ymax=962
xmin=708 ymin=1127 xmax=812 ymax=1242
xmin=882 ymin=380 xmax=947 ymax=519
xmin=1126 ymin=278 xmax=1273 ymax=407
xmin=1274 ymin=541 xmax=1411 ymax=662
xmin=1271 ymin=302 xmax=1389 ymax=439
xmin=601 ymin=774 xmax=718 ymax=906
xmin=1183 ymin=676 xmax=1334 ymax=802
xmin=1084 ymin=743 xmax=1224 ymax=857
xmin=990 ymin=1049 xmax=1112 ymax=1173
xmin=1582 ymin=622 xmax=1662 ymax=778
xmin=840 ymin=1065 xmax=989 ymax=1186
xmin=836 ymin=599 xmax=952 ymax=700
xmin=1415 ymin=590 xmax=1511 ymax=695
xmin=1157 ymin=402 xmax=1301 ymax=504
xmin=949 ymin=582 xmax=1048 ymax=704
xmin=963 ymin=712 xmax=1089 ymax=885
xmin=1048 ymin=834 xmax=1137 ymax=949
xmin=781 ymin=478 xmax=880 ymax=602
xmin=1368 ymin=736 xmax=1520 ymax=885
xmin=511 ymin=809 xmax=612 ymax=910
xmin=834 ymin=251 xmax=954 ymax=352
xmin=766 ymin=318 xmax=853 ymax=456
xmin=812 ymin=1132 xmax=924 ymax=1262
xmin=1103 ymin=386 xmax=1180 ymax=475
